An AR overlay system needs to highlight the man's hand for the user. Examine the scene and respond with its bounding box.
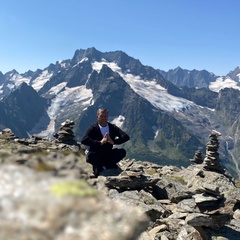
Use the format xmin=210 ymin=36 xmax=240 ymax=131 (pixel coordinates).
xmin=106 ymin=133 xmax=114 ymax=145
xmin=100 ymin=133 xmax=114 ymax=145
xmin=100 ymin=134 xmax=108 ymax=144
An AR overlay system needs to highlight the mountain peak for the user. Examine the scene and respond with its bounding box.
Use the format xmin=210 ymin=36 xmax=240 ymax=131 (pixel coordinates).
xmin=5 ymin=69 xmax=19 ymax=76
xmin=175 ymin=66 xmax=183 ymax=71
xmin=72 ymin=47 xmax=101 ymax=64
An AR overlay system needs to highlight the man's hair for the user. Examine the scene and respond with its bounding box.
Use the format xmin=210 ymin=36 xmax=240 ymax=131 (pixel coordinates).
xmin=97 ymin=108 xmax=108 ymax=115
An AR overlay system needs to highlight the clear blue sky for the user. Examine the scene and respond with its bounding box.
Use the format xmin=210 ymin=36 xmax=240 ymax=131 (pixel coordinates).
xmin=0 ymin=0 xmax=239 ymax=76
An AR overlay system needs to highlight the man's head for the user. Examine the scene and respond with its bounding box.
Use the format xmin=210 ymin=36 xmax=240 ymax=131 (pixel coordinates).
xmin=97 ymin=108 xmax=108 ymax=126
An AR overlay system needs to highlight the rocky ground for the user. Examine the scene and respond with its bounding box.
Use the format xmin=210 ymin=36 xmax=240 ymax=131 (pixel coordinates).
xmin=0 ymin=128 xmax=240 ymax=239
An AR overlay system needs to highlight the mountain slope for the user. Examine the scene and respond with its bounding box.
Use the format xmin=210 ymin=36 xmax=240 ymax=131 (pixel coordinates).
xmin=0 ymin=82 xmax=48 ymax=137
xmin=1 ymin=47 xmax=240 ymax=177
xmin=159 ymin=67 xmax=218 ymax=88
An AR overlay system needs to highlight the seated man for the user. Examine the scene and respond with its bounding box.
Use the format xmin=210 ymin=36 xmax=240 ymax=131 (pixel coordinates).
xmin=81 ymin=108 xmax=130 ymax=177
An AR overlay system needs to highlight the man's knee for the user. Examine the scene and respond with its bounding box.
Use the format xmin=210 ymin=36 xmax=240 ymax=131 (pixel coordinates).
xmin=113 ymin=148 xmax=126 ymax=162
xmin=120 ymin=148 xmax=126 ymax=158
xmin=86 ymin=152 xmax=97 ymax=164
xmin=118 ymin=148 xmax=126 ymax=157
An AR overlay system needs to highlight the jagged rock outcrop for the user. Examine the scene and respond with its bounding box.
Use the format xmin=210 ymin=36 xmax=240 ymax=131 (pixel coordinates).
xmin=0 ymin=129 xmax=240 ymax=239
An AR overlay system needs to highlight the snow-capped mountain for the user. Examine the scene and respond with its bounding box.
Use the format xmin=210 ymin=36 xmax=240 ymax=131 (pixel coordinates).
xmin=159 ymin=66 xmax=240 ymax=92
xmin=1 ymin=47 xmax=240 ymax=178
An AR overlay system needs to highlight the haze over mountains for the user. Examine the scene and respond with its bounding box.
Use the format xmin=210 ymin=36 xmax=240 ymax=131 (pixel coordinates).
xmin=0 ymin=47 xmax=240 ymax=177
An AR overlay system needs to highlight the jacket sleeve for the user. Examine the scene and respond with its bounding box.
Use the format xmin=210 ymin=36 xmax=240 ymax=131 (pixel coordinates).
xmin=81 ymin=125 xmax=102 ymax=150
xmin=111 ymin=124 xmax=130 ymax=145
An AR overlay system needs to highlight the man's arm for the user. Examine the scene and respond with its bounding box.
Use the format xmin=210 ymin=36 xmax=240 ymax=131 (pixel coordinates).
xmin=111 ymin=124 xmax=130 ymax=145
xmin=81 ymin=125 xmax=102 ymax=149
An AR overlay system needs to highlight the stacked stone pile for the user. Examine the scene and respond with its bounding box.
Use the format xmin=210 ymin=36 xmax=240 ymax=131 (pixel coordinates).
xmin=54 ymin=119 xmax=76 ymax=144
xmin=190 ymin=150 xmax=203 ymax=164
xmin=203 ymin=130 xmax=224 ymax=173
xmin=0 ymin=127 xmax=80 ymax=152
xmin=0 ymin=128 xmax=18 ymax=140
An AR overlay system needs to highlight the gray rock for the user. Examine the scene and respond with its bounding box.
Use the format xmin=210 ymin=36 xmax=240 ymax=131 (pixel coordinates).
xmin=154 ymin=175 xmax=192 ymax=203
xmin=0 ymin=131 xmax=240 ymax=239
xmin=0 ymin=165 xmax=149 ymax=240
xmin=185 ymin=213 xmax=230 ymax=229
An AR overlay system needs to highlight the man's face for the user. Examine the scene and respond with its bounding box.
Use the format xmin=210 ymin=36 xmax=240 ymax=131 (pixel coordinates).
xmin=97 ymin=111 xmax=108 ymax=126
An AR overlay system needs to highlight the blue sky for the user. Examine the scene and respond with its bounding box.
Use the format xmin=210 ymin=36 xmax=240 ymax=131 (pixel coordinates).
xmin=0 ymin=0 xmax=239 ymax=76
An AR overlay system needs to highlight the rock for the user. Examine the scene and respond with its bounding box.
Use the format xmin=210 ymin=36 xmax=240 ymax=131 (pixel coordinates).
xmin=176 ymin=198 xmax=198 ymax=213
xmin=105 ymin=173 xmax=159 ymax=190
xmin=203 ymin=130 xmax=225 ymax=173
xmin=193 ymin=193 xmax=220 ymax=203
xmin=190 ymin=149 xmax=203 ymax=164
xmin=0 ymin=130 xmax=240 ymax=239
xmin=0 ymin=128 xmax=18 ymax=140
xmin=154 ymin=175 xmax=192 ymax=203
xmin=0 ymin=165 xmax=149 ymax=240
xmin=177 ymin=225 xmax=205 ymax=240
xmin=53 ymin=119 xmax=77 ymax=144
xmin=185 ymin=213 xmax=230 ymax=230
xmin=148 ymin=225 xmax=168 ymax=239
xmin=233 ymin=209 xmax=240 ymax=219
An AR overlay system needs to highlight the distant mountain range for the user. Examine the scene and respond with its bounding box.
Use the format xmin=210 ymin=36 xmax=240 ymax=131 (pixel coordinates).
xmin=0 ymin=47 xmax=240 ymax=177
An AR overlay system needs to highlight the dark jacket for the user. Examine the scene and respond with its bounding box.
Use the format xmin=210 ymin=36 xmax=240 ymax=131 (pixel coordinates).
xmin=81 ymin=122 xmax=130 ymax=153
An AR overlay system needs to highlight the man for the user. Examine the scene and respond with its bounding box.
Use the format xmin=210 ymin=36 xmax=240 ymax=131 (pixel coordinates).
xmin=81 ymin=108 xmax=130 ymax=177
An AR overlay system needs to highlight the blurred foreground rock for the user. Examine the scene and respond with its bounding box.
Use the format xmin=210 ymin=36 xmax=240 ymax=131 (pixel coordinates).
xmin=0 ymin=129 xmax=240 ymax=239
xmin=0 ymin=165 xmax=148 ymax=240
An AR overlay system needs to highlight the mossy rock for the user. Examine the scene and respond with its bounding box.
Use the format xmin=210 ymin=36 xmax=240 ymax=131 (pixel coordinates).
xmin=50 ymin=180 xmax=98 ymax=197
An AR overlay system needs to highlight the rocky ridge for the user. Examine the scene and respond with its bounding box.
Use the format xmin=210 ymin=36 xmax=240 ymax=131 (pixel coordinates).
xmin=0 ymin=127 xmax=240 ymax=240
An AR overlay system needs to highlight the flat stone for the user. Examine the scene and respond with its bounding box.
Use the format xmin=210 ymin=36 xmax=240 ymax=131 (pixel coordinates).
xmin=193 ymin=193 xmax=219 ymax=203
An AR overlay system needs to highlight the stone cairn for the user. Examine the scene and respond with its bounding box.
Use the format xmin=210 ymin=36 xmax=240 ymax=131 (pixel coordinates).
xmin=190 ymin=149 xmax=203 ymax=164
xmin=53 ymin=119 xmax=76 ymax=144
xmin=203 ymin=130 xmax=224 ymax=173
xmin=0 ymin=128 xmax=18 ymax=140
